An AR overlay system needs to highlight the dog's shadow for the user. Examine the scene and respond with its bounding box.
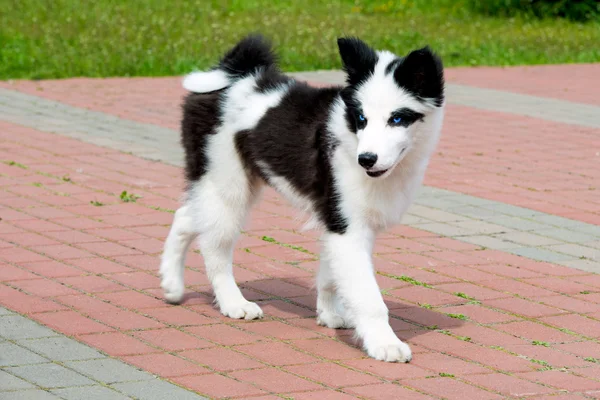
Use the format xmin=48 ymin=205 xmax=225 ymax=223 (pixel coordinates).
xmin=179 ymin=276 xmax=466 ymax=350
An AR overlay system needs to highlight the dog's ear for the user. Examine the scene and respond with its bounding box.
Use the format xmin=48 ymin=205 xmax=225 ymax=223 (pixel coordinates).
xmin=337 ymin=37 xmax=378 ymax=86
xmin=394 ymin=46 xmax=444 ymax=106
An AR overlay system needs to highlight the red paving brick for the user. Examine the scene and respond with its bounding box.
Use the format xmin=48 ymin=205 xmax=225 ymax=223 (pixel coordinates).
xmin=230 ymin=367 xmax=322 ymax=393
xmin=123 ymin=353 xmax=211 ymax=377
xmin=342 ymin=358 xmax=432 ymax=380
xmin=184 ymin=324 xmax=259 ymax=346
xmin=172 ymin=373 xmax=266 ymax=399
xmin=132 ymin=328 xmax=213 ymax=351
xmin=1 ymin=72 xmax=600 ymax=398
xmin=33 ymin=310 xmax=114 ymax=335
xmin=237 ymin=341 xmax=319 ymax=366
xmin=405 ymin=377 xmax=503 ymax=400
xmin=78 ymin=331 xmax=158 ymax=356
xmin=463 ymin=373 xmax=556 ymax=397
xmin=240 ymin=320 xmax=320 ymax=340
xmin=348 ymin=384 xmax=435 ymax=399
xmin=517 ymin=370 xmax=600 ymax=392
xmin=292 ymin=391 xmax=360 ymax=400
xmin=291 ymin=338 xmax=366 ymax=360
xmin=180 ymin=347 xmax=263 ymax=371
xmin=286 ymin=362 xmax=382 ymax=388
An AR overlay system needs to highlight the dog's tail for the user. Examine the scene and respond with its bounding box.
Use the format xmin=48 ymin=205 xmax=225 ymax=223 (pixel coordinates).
xmin=182 ymin=34 xmax=276 ymax=93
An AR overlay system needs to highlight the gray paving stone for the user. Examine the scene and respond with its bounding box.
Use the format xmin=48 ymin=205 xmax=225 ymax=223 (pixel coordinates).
xmin=0 ymin=390 xmax=62 ymax=400
xmin=451 ymin=220 xmax=513 ymax=235
xmin=480 ymin=203 xmax=546 ymax=219
xmin=412 ymin=222 xmax=477 ymax=237
xmin=536 ymin=228 xmax=597 ymax=244
xmin=485 ymin=216 xmax=550 ymax=232
xmin=529 ymin=214 xmax=585 ymax=229
xmin=0 ymin=342 xmax=48 ymax=366
xmin=112 ymin=379 xmax=208 ymax=400
xmin=585 ymin=241 xmax=600 ymax=250
xmin=459 ymin=235 xmax=520 ymax=250
xmin=409 ymin=206 xmax=469 ymax=223
xmin=401 ymin=214 xmax=432 ymax=225
xmin=507 ymin=248 xmax=576 ymax=263
xmin=494 ymin=231 xmax=563 ymax=247
xmin=414 ymin=196 xmax=463 ymax=209
xmin=19 ymin=336 xmax=104 ymax=362
xmin=544 ymin=244 xmax=599 ymax=260
xmin=556 ymin=259 xmax=600 ymax=273
xmin=0 ymin=307 xmax=15 ymax=316
xmin=64 ymin=358 xmax=154 ymax=384
xmin=5 ymin=363 xmax=95 ymax=388
xmin=0 ymin=315 xmax=59 ymax=340
xmin=447 ymin=205 xmax=498 ymax=219
xmin=0 ymin=370 xmax=35 ymax=391
xmin=565 ymin=224 xmax=600 ymax=239
xmin=51 ymin=385 xmax=132 ymax=400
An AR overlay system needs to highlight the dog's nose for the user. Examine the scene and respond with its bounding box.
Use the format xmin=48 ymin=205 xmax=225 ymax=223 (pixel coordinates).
xmin=358 ymin=152 xmax=378 ymax=169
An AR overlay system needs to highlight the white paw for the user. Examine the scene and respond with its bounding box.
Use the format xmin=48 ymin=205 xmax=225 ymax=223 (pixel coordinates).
xmin=365 ymin=337 xmax=412 ymax=363
xmin=317 ymin=311 xmax=353 ymax=329
xmin=160 ymin=273 xmax=185 ymax=304
xmin=220 ymin=301 xmax=263 ymax=320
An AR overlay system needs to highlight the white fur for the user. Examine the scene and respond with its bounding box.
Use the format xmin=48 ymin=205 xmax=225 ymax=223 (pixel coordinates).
xmin=162 ymin=49 xmax=444 ymax=363
xmin=182 ymin=69 xmax=231 ymax=93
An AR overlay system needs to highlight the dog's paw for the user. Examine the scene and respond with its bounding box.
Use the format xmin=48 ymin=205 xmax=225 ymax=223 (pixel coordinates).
xmin=317 ymin=311 xmax=353 ymax=329
xmin=365 ymin=337 xmax=412 ymax=363
xmin=160 ymin=274 xmax=185 ymax=304
xmin=220 ymin=300 xmax=263 ymax=320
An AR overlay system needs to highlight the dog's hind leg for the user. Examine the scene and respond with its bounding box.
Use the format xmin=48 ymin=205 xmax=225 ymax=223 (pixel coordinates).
xmin=190 ymin=174 xmax=263 ymax=320
xmin=160 ymin=205 xmax=199 ymax=303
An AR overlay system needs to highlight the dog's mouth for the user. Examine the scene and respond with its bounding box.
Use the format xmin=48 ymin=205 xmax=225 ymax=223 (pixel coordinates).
xmin=366 ymin=169 xmax=388 ymax=178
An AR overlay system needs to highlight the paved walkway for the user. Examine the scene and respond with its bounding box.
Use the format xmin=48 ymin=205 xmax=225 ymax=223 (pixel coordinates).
xmin=0 ymin=64 xmax=599 ymax=399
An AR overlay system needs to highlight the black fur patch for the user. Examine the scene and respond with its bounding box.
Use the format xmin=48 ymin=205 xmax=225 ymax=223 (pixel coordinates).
xmin=393 ymin=46 xmax=445 ymax=107
xmin=180 ymin=90 xmax=224 ymax=185
xmin=255 ymin=64 xmax=291 ymax=93
xmin=337 ymin=37 xmax=379 ymax=86
xmin=385 ymin=58 xmax=401 ymax=75
xmin=235 ymin=82 xmax=349 ymax=234
xmin=217 ymin=34 xmax=277 ymax=80
xmin=340 ymin=86 xmax=364 ymax=134
xmin=388 ymin=108 xmax=425 ymax=128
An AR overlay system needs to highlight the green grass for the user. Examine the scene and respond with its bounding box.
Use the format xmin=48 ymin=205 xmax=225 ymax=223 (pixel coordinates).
xmin=1 ymin=0 xmax=599 ymax=80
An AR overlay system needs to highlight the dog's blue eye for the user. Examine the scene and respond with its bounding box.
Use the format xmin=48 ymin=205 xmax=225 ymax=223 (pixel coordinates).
xmin=393 ymin=117 xmax=402 ymax=124
xmin=358 ymin=114 xmax=365 ymax=121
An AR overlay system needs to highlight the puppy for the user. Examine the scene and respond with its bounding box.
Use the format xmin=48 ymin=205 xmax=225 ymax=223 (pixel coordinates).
xmin=160 ymin=34 xmax=444 ymax=362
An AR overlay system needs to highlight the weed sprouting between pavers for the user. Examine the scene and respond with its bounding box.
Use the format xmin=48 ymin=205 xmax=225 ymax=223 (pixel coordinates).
xmin=261 ymin=235 xmax=311 ymax=254
xmin=454 ymin=292 xmax=476 ymax=301
xmin=532 ymin=340 xmax=550 ymax=347
xmin=377 ymin=272 xmax=434 ymax=288
xmin=3 ymin=160 xmax=27 ymax=169
xmin=120 ymin=190 xmax=140 ymax=203
xmin=446 ymin=313 xmax=468 ymax=320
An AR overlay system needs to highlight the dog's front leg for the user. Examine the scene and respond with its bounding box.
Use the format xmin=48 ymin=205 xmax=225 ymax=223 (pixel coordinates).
xmin=321 ymin=229 xmax=412 ymax=363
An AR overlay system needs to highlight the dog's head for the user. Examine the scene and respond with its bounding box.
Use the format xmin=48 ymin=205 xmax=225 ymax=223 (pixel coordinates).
xmin=337 ymin=37 xmax=444 ymax=178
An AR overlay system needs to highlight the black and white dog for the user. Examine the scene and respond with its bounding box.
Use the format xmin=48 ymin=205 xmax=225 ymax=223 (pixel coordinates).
xmin=160 ymin=34 xmax=444 ymax=362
